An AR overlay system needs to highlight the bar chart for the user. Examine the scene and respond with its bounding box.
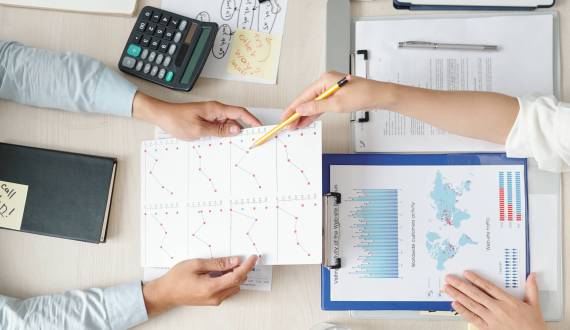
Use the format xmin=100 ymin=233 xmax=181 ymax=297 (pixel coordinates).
xmin=348 ymin=189 xmax=399 ymax=279
xmin=499 ymin=171 xmax=523 ymax=223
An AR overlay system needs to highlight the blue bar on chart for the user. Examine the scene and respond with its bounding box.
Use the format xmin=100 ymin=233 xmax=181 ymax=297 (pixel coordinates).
xmin=348 ymin=189 xmax=399 ymax=279
xmin=507 ymin=172 xmax=513 ymax=221
xmin=515 ymin=172 xmax=522 ymax=221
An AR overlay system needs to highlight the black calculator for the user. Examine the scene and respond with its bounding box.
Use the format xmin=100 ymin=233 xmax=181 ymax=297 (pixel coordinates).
xmin=118 ymin=6 xmax=218 ymax=91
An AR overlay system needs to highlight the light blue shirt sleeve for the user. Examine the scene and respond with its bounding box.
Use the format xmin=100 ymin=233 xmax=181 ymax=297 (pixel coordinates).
xmin=0 ymin=282 xmax=148 ymax=330
xmin=0 ymin=40 xmax=137 ymax=117
xmin=0 ymin=40 xmax=146 ymax=328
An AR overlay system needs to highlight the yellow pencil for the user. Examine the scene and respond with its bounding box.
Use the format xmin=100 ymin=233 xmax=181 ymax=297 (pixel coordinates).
xmin=250 ymin=75 xmax=351 ymax=149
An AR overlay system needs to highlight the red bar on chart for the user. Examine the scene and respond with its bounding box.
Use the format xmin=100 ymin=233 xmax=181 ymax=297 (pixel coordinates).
xmin=499 ymin=172 xmax=505 ymax=221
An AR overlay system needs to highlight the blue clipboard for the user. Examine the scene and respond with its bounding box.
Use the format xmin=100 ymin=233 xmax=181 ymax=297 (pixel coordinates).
xmin=393 ymin=0 xmax=555 ymax=11
xmin=321 ymin=153 xmax=530 ymax=311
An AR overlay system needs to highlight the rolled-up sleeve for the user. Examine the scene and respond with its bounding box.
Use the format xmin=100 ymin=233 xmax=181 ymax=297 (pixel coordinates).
xmin=0 ymin=281 xmax=148 ymax=330
xmin=0 ymin=40 xmax=136 ymax=117
xmin=506 ymin=95 xmax=570 ymax=173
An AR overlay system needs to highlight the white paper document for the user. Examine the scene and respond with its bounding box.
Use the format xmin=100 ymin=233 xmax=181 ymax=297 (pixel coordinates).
xmin=161 ymin=0 xmax=288 ymax=84
xmin=529 ymin=194 xmax=559 ymax=292
xmin=141 ymin=122 xmax=322 ymax=267
xmin=329 ymin=164 xmax=527 ymax=302
xmin=353 ymin=13 xmax=555 ymax=152
xmin=143 ymin=265 xmax=273 ymax=292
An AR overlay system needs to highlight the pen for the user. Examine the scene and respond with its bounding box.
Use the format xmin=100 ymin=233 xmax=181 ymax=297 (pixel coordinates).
xmin=398 ymin=41 xmax=499 ymax=51
xmin=250 ymin=75 xmax=351 ymax=149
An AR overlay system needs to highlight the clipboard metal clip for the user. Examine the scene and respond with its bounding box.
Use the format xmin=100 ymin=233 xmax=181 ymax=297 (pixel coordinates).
xmin=323 ymin=192 xmax=342 ymax=269
xmin=350 ymin=50 xmax=370 ymax=123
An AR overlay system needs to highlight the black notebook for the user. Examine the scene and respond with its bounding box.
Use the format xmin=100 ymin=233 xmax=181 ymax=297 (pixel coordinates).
xmin=0 ymin=143 xmax=116 ymax=243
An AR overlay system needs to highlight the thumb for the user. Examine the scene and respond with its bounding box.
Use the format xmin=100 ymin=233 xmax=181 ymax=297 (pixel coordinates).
xmin=524 ymin=273 xmax=540 ymax=307
xmin=194 ymin=256 xmax=241 ymax=273
xmin=295 ymin=98 xmax=337 ymax=117
xmin=200 ymin=120 xmax=241 ymax=137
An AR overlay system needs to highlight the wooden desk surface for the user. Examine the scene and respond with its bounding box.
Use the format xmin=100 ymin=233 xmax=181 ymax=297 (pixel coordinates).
xmin=0 ymin=0 xmax=568 ymax=329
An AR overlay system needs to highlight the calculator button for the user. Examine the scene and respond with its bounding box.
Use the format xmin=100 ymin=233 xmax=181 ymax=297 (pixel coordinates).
xmin=158 ymin=68 xmax=166 ymax=79
xmin=132 ymin=33 xmax=142 ymax=44
xmin=156 ymin=53 xmax=164 ymax=65
xmin=142 ymin=8 xmax=152 ymax=20
xmin=147 ymin=23 xmax=156 ymax=35
xmin=152 ymin=12 xmax=161 ymax=23
xmin=173 ymin=31 xmax=182 ymax=43
xmin=127 ymin=44 xmax=142 ymax=57
xmin=121 ymin=56 xmax=136 ymax=69
xmin=160 ymin=15 xmax=170 ymax=26
xmin=135 ymin=60 xmax=144 ymax=71
xmin=169 ymin=17 xmax=179 ymax=29
xmin=155 ymin=26 xmax=165 ymax=38
xmin=148 ymin=51 xmax=157 ymax=62
xmin=163 ymin=55 xmax=171 ymax=67
xmin=165 ymin=71 xmax=174 ymax=82
xmin=150 ymin=65 xmax=159 ymax=77
xmin=164 ymin=29 xmax=175 ymax=41
xmin=179 ymin=20 xmax=187 ymax=31
xmin=159 ymin=41 xmax=169 ymax=53
xmin=141 ymin=36 xmax=151 ymax=47
xmin=168 ymin=44 xmax=177 ymax=56
xmin=137 ymin=21 xmax=147 ymax=32
xmin=141 ymin=48 xmax=149 ymax=60
xmin=143 ymin=63 xmax=151 ymax=74
xmin=150 ymin=38 xmax=160 ymax=50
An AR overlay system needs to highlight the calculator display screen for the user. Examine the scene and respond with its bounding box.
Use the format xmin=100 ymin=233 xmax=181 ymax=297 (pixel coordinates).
xmin=181 ymin=26 xmax=212 ymax=85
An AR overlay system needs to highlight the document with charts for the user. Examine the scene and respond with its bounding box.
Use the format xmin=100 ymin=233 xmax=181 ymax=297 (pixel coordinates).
xmin=141 ymin=122 xmax=322 ymax=267
xmin=329 ymin=164 xmax=527 ymax=302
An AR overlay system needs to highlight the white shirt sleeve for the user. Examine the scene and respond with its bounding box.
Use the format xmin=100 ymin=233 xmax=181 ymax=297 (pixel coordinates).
xmin=506 ymin=95 xmax=570 ymax=173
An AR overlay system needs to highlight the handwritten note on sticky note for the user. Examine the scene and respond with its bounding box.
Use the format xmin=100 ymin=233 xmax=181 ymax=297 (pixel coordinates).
xmin=227 ymin=29 xmax=282 ymax=82
xmin=0 ymin=180 xmax=28 ymax=230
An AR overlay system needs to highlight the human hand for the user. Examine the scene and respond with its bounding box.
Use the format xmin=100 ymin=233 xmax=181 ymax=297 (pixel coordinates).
xmin=444 ymin=271 xmax=545 ymax=330
xmin=142 ymin=255 xmax=258 ymax=316
xmin=133 ymin=93 xmax=261 ymax=140
xmin=281 ymin=71 xmax=394 ymax=129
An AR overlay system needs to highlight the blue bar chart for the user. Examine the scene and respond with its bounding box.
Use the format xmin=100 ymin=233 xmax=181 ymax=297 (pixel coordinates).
xmin=349 ymin=189 xmax=399 ymax=278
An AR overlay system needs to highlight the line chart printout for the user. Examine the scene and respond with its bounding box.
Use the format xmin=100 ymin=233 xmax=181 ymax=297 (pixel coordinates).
xmin=141 ymin=122 xmax=322 ymax=267
xmin=162 ymin=0 xmax=288 ymax=84
xmin=329 ymin=164 xmax=527 ymax=302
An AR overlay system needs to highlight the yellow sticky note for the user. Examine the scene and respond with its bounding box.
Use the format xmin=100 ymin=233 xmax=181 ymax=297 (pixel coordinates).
xmin=227 ymin=28 xmax=282 ymax=82
xmin=0 ymin=180 xmax=28 ymax=230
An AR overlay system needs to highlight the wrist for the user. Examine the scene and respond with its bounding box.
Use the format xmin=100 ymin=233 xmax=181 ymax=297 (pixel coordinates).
xmin=142 ymin=278 xmax=176 ymax=317
xmin=132 ymin=92 xmax=166 ymax=125
xmin=370 ymin=81 xmax=399 ymax=110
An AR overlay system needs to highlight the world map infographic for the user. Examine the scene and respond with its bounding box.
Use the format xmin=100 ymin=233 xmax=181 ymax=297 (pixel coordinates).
xmin=426 ymin=171 xmax=477 ymax=270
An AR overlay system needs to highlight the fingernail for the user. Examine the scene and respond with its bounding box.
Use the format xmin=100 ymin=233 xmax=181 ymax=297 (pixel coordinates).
xmin=444 ymin=275 xmax=455 ymax=284
xmin=230 ymin=126 xmax=240 ymax=134
xmin=230 ymin=256 xmax=240 ymax=266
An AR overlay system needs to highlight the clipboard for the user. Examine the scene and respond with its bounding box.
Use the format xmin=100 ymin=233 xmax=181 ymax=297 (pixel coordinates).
xmin=348 ymin=11 xmax=561 ymax=152
xmin=393 ymin=0 xmax=555 ymax=11
xmin=325 ymin=1 xmax=563 ymax=320
xmin=321 ymin=152 xmax=530 ymax=311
